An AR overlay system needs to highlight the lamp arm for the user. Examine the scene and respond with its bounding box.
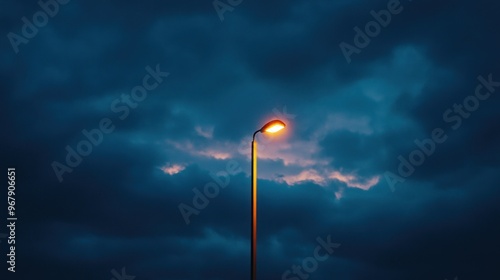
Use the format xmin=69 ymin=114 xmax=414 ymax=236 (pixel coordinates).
xmin=252 ymin=130 xmax=260 ymax=141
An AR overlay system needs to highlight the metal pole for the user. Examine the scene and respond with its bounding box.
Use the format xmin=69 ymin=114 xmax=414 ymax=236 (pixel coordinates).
xmin=251 ymin=139 xmax=257 ymax=280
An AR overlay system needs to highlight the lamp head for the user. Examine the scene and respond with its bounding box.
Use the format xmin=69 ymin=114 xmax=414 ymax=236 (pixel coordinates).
xmin=260 ymin=120 xmax=286 ymax=134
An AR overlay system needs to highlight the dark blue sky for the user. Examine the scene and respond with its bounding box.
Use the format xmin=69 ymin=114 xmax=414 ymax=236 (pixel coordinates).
xmin=1 ymin=0 xmax=500 ymax=279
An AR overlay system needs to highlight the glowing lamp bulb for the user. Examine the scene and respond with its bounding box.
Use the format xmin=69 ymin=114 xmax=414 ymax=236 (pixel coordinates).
xmin=260 ymin=120 xmax=286 ymax=134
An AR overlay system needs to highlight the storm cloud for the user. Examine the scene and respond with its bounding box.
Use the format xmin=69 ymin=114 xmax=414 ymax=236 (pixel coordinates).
xmin=1 ymin=0 xmax=500 ymax=279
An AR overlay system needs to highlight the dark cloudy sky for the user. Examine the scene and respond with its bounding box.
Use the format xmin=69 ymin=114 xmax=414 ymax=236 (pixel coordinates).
xmin=1 ymin=0 xmax=500 ymax=279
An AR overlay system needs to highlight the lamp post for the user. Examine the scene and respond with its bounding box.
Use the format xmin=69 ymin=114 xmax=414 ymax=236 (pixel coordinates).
xmin=251 ymin=120 xmax=286 ymax=280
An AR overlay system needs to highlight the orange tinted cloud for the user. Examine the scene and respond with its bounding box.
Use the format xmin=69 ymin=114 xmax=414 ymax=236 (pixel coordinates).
xmin=328 ymin=171 xmax=379 ymax=190
xmin=161 ymin=163 xmax=186 ymax=175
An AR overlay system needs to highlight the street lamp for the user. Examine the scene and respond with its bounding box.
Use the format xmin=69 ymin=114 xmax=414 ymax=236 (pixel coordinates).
xmin=251 ymin=119 xmax=286 ymax=280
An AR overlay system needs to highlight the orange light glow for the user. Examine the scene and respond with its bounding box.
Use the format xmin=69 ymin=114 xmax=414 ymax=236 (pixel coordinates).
xmin=260 ymin=120 xmax=286 ymax=134
xmin=264 ymin=123 xmax=285 ymax=133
